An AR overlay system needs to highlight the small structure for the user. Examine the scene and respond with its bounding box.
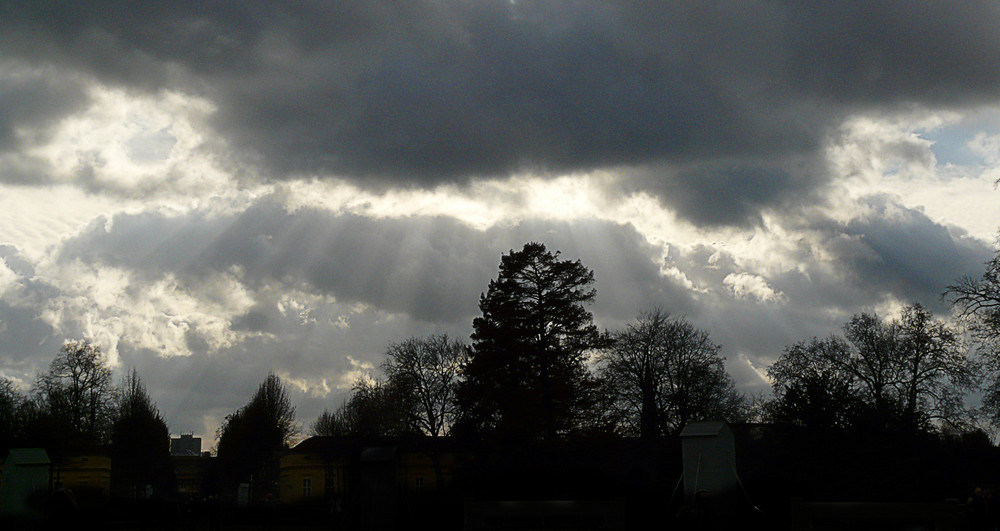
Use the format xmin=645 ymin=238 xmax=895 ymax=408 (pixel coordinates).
xmin=680 ymin=421 xmax=738 ymax=516
xmin=0 ymin=448 xmax=51 ymax=517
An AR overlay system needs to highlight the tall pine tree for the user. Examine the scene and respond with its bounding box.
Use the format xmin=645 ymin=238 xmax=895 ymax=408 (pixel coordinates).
xmin=458 ymin=242 xmax=602 ymax=440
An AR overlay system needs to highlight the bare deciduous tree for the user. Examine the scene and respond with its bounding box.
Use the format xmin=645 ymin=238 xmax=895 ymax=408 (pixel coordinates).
xmin=600 ymin=310 xmax=745 ymax=437
xmin=768 ymin=305 xmax=975 ymax=432
xmin=383 ymin=334 xmax=467 ymax=436
xmin=35 ymin=340 xmax=114 ymax=444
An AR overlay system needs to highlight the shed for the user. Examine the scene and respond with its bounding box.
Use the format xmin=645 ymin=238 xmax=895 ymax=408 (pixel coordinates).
xmin=680 ymin=421 xmax=738 ymax=515
xmin=1 ymin=448 xmax=51 ymax=517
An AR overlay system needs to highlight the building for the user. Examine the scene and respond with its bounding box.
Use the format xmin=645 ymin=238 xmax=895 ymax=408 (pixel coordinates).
xmin=0 ymin=448 xmax=51 ymax=517
xmin=680 ymin=421 xmax=738 ymax=516
xmin=278 ymin=436 xmax=464 ymax=506
xmin=51 ymin=452 xmax=113 ymax=508
xmin=172 ymin=454 xmax=212 ymax=496
xmin=170 ymin=433 xmax=202 ymax=457
xmin=279 ymin=437 xmax=353 ymax=505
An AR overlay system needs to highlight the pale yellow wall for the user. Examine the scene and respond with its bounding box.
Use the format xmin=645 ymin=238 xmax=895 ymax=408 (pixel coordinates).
xmin=279 ymin=453 xmax=348 ymax=504
xmin=54 ymin=455 xmax=112 ymax=495
xmin=398 ymin=451 xmax=456 ymax=494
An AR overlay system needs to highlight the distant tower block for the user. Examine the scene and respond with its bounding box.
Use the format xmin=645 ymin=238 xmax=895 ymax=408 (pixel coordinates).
xmin=170 ymin=433 xmax=202 ymax=456
xmin=680 ymin=421 xmax=738 ymax=516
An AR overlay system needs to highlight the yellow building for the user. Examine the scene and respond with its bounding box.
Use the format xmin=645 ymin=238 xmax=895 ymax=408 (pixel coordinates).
xmin=52 ymin=454 xmax=112 ymax=507
xmin=279 ymin=438 xmax=351 ymax=505
xmin=279 ymin=436 xmax=463 ymax=505
xmin=398 ymin=448 xmax=456 ymax=495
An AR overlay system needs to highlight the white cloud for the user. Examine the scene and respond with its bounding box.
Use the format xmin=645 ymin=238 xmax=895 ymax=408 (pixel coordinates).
xmin=36 ymin=261 xmax=259 ymax=364
xmin=969 ymin=131 xmax=1000 ymax=164
xmin=277 ymin=370 xmax=332 ymax=398
xmin=0 ymin=259 xmax=17 ymax=297
xmin=724 ymin=272 xmax=785 ymax=303
xmin=26 ymin=85 xmax=230 ymax=196
xmin=336 ymin=356 xmax=377 ymax=390
xmin=826 ymin=109 xmax=1000 ymax=242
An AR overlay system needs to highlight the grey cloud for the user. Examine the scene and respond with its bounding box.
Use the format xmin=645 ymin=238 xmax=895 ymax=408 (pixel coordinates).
xmin=57 ymin=199 xmax=698 ymax=325
xmin=115 ymin=299 xmax=482 ymax=438
xmin=0 ymin=65 xmax=87 ymax=185
xmin=0 ymin=245 xmax=34 ymax=277
xmin=6 ymin=2 xmax=1000 ymax=223
xmin=0 ymin=65 xmax=88 ymax=152
xmin=763 ymin=196 xmax=995 ymax=314
xmin=10 ymin=189 xmax=994 ymax=431
xmin=834 ymin=199 xmax=993 ymax=310
xmin=0 ymin=300 xmax=58 ymax=368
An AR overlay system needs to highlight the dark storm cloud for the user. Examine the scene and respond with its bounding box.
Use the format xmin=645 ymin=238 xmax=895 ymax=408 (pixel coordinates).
xmin=0 ymin=66 xmax=87 ymax=151
xmin=0 ymin=65 xmax=88 ymax=184
xmin=631 ymin=157 xmax=826 ymax=227
xmin=5 ymin=2 xmax=1000 ymax=223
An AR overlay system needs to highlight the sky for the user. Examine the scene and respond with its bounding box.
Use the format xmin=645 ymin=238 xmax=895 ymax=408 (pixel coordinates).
xmin=0 ymin=1 xmax=998 ymax=445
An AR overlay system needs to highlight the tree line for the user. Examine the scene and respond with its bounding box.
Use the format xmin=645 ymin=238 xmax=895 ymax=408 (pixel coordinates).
xmin=309 ymin=243 xmax=747 ymax=442
xmin=0 ymin=341 xmax=171 ymax=496
xmin=2 ymin=237 xmax=1000 ymax=490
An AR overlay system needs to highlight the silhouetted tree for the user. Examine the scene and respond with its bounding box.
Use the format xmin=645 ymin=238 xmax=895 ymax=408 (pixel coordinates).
xmin=842 ymin=313 xmax=902 ymax=423
xmin=600 ymin=309 xmax=746 ymax=437
xmin=35 ymin=340 xmax=114 ymax=445
xmin=383 ymin=334 xmax=467 ymax=436
xmin=311 ymin=408 xmax=349 ymax=437
xmin=767 ymin=336 xmax=863 ymax=429
xmin=350 ymin=377 xmax=412 ymax=436
xmin=948 ymin=245 xmax=1000 ymax=424
xmin=768 ymin=306 xmax=974 ymax=432
xmin=948 ymin=248 xmax=1000 ymax=349
xmin=0 ymin=377 xmax=24 ymax=450
xmin=217 ymin=373 xmax=298 ymax=498
xmin=312 ymin=377 xmax=412 ymax=437
xmin=111 ymin=368 xmax=173 ymax=499
xmin=896 ymin=303 xmax=975 ymax=430
xmin=458 ymin=242 xmax=603 ymax=440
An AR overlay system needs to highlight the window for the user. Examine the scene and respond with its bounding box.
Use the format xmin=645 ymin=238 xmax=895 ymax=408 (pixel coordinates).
xmin=303 ymin=478 xmax=312 ymax=497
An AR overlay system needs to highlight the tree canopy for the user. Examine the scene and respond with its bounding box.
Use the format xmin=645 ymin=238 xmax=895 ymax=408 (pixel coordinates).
xmin=600 ymin=309 xmax=746 ymax=437
xmin=383 ymin=334 xmax=467 ymax=436
xmin=217 ymin=373 xmax=298 ymax=493
xmin=948 ymin=246 xmax=1000 ymax=425
xmin=0 ymin=377 xmax=23 ymax=450
xmin=111 ymin=368 xmax=172 ymax=498
xmin=312 ymin=377 xmax=412 ymax=438
xmin=34 ymin=340 xmax=114 ymax=445
xmin=767 ymin=305 xmax=974 ymax=432
xmin=458 ymin=242 xmax=603 ymax=439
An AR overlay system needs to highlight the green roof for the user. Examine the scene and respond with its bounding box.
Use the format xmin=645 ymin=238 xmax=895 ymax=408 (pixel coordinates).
xmin=3 ymin=448 xmax=51 ymax=466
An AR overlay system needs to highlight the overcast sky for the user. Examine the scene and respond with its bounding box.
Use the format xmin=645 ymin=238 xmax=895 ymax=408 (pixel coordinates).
xmin=1 ymin=1 xmax=998 ymax=445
